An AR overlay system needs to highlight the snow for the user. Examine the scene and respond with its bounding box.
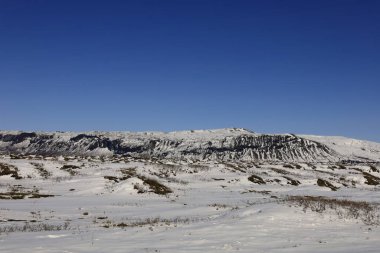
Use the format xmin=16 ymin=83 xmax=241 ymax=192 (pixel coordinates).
xmin=1 ymin=155 xmax=379 ymax=252
xmin=301 ymin=135 xmax=380 ymax=162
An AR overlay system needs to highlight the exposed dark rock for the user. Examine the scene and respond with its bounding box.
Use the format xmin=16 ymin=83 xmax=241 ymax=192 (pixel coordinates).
xmin=0 ymin=130 xmax=346 ymax=163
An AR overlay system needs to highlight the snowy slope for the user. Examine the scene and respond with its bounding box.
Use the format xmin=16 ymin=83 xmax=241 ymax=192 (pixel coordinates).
xmin=301 ymin=135 xmax=380 ymax=162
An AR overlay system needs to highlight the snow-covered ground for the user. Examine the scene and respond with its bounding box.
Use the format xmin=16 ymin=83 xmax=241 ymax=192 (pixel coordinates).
xmin=1 ymin=155 xmax=379 ymax=252
xmin=301 ymin=134 xmax=380 ymax=162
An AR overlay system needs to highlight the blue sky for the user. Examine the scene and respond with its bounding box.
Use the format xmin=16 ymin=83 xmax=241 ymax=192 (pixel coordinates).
xmin=0 ymin=0 xmax=379 ymax=141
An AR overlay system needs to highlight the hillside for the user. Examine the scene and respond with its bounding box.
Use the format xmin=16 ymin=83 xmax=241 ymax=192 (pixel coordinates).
xmin=1 ymin=128 xmax=379 ymax=163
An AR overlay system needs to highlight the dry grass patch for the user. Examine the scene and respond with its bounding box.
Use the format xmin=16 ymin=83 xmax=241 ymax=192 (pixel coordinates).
xmin=285 ymin=195 xmax=380 ymax=225
xmin=0 ymin=222 xmax=70 ymax=234
xmin=31 ymin=162 xmax=51 ymax=179
xmin=101 ymin=217 xmax=191 ymax=228
xmin=0 ymin=185 xmax=54 ymax=200
xmin=60 ymin=164 xmax=81 ymax=176
xmin=0 ymin=163 xmax=22 ymax=179
xmin=105 ymin=168 xmax=172 ymax=195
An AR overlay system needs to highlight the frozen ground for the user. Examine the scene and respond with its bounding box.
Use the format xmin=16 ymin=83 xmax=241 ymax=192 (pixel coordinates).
xmin=1 ymin=155 xmax=379 ymax=252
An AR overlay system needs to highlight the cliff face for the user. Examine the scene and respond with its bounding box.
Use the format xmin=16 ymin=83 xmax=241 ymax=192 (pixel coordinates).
xmin=0 ymin=128 xmax=377 ymax=163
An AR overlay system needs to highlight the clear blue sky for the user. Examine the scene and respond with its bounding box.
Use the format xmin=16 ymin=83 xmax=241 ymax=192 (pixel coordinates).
xmin=0 ymin=0 xmax=379 ymax=141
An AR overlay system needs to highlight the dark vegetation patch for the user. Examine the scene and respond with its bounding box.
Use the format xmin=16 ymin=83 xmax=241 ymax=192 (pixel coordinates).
xmin=350 ymin=167 xmax=363 ymax=173
xmin=139 ymin=177 xmax=172 ymax=195
xmin=0 ymin=163 xmax=21 ymax=179
xmin=104 ymin=168 xmax=172 ymax=195
xmin=338 ymin=164 xmax=347 ymax=170
xmin=0 ymin=185 xmax=54 ymax=200
xmin=0 ymin=221 xmax=70 ymax=234
xmin=283 ymin=176 xmax=301 ymax=186
xmin=241 ymin=189 xmax=271 ymax=195
xmin=370 ymin=165 xmax=379 ymax=173
xmin=340 ymin=160 xmax=367 ymax=165
xmin=314 ymin=169 xmax=338 ymax=176
xmin=10 ymin=154 xmax=24 ymax=159
xmin=317 ymin=178 xmax=339 ymax=191
xmin=270 ymin=168 xmax=291 ymax=175
xmin=223 ymin=163 xmax=246 ymax=173
xmin=208 ymin=203 xmax=229 ymax=209
xmin=285 ymin=196 xmax=379 ymax=225
xmin=188 ymin=164 xmax=211 ymax=170
xmin=133 ymin=184 xmax=145 ymax=194
xmin=212 ymin=178 xmax=225 ymax=181
xmin=152 ymin=167 xmax=178 ymax=178
xmin=153 ymin=163 xmax=196 ymax=181
xmin=122 ymin=168 xmax=172 ymax=195
xmin=102 ymin=217 xmax=191 ymax=228
xmin=248 ymin=175 xmax=266 ymax=185
xmin=60 ymin=165 xmax=81 ymax=176
xmin=120 ymin=168 xmax=137 ymax=178
xmin=31 ymin=162 xmax=51 ymax=179
xmin=363 ymin=172 xmax=380 ymax=186
xmin=104 ymin=176 xmax=120 ymax=182
xmin=2 ymin=219 xmax=28 ymax=222
xmin=104 ymin=168 xmax=136 ymax=183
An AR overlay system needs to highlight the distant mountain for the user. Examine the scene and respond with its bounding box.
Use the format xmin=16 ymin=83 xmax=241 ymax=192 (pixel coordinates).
xmin=1 ymin=128 xmax=379 ymax=163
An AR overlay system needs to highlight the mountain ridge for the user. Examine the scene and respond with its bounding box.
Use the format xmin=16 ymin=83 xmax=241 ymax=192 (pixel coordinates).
xmin=1 ymin=128 xmax=379 ymax=163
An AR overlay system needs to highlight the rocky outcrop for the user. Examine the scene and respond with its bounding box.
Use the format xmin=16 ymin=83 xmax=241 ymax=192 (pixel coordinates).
xmin=0 ymin=128 xmax=375 ymax=163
